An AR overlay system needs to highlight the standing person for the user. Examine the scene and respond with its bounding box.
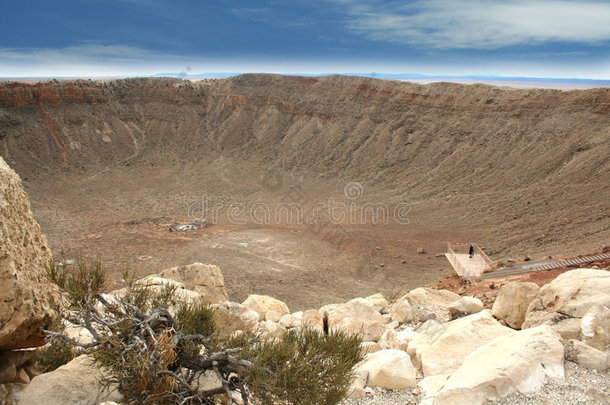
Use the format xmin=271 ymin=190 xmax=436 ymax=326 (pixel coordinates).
xmin=469 ymin=243 xmax=475 ymax=258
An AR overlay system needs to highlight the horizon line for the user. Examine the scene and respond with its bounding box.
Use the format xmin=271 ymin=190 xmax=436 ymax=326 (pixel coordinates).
xmin=1 ymin=72 xmax=609 ymax=82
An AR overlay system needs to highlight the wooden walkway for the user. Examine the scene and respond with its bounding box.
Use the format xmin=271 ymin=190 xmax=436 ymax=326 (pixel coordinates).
xmin=480 ymin=252 xmax=610 ymax=279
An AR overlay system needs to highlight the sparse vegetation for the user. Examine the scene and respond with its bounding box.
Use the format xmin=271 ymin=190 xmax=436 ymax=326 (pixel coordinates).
xmin=237 ymin=328 xmax=364 ymax=405
xmin=35 ymin=336 xmax=76 ymax=373
xmin=41 ymin=259 xmax=363 ymax=404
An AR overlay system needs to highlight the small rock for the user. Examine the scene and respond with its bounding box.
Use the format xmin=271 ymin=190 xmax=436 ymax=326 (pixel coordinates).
xmin=568 ymin=339 xmax=609 ymax=371
xmin=580 ymin=304 xmax=609 ymax=351
xmin=347 ymin=370 xmax=369 ymax=399
xmin=448 ymin=296 xmax=484 ymax=318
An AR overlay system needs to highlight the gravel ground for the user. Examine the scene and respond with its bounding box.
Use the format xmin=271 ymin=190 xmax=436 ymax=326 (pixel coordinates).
xmin=341 ymin=361 xmax=609 ymax=405
xmin=496 ymin=361 xmax=609 ymax=405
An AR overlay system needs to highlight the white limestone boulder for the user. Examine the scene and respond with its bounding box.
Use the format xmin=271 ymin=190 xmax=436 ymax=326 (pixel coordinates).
xmin=448 ymin=296 xmax=484 ymax=318
xmin=14 ymin=355 xmax=120 ymax=405
xmin=429 ymin=325 xmax=564 ymax=405
xmin=402 ymin=288 xmax=461 ymax=308
xmin=358 ymin=349 xmax=417 ymax=389
xmin=407 ymin=310 xmax=512 ymax=376
xmin=567 ymin=339 xmax=609 ymax=371
xmin=158 ymin=263 xmax=228 ymax=304
xmin=320 ymin=298 xmax=387 ymax=342
xmin=525 ymin=269 xmax=610 ymax=320
xmin=211 ymin=301 xmax=259 ymax=340
xmin=492 ymin=282 xmax=540 ymax=329
xmin=242 ymin=294 xmax=290 ymax=318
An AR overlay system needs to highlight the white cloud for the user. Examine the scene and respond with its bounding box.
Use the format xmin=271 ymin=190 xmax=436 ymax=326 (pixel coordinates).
xmin=0 ymin=44 xmax=184 ymax=76
xmin=0 ymin=44 xmax=162 ymax=62
xmin=330 ymin=0 xmax=610 ymax=49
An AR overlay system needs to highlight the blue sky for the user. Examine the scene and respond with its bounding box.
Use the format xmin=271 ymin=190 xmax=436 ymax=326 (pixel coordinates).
xmin=1 ymin=0 xmax=609 ymax=78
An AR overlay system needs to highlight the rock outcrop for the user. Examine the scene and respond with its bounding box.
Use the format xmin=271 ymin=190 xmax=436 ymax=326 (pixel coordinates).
xmin=0 ymin=156 xmax=61 ymax=350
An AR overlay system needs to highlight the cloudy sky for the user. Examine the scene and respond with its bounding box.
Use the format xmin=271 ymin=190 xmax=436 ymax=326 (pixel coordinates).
xmin=1 ymin=0 xmax=609 ymax=78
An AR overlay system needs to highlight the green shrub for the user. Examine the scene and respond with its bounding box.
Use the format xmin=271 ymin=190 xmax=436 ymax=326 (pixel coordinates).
xmin=46 ymin=258 xmax=105 ymax=306
xmin=176 ymin=300 xmax=215 ymax=336
xmin=35 ymin=338 xmax=76 ymax=373
xmin=239 ymin=327 xmax=364 ymax=405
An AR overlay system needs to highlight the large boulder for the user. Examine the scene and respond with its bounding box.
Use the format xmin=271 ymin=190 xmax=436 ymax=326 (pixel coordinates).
xmin=525 ymin=269 xmax=610 ymax=319
xmin=13 ymin=355 xmax=121 ymax=405
xmin=522 ymin=269 xmax=610 ymax=342
xmin=358 ymin=349 xmax=417 ymax=389
xmin=320 ymin=298 xmax=388 ymax=342
xmin=242 ymin=294 xmax=290 ymax=319
xmin=427 ymin=325 xmax=564 ymax=405
xmin=408 ymin=310 xmax=512 ymax=376
xmin=0 ymin=157 xmax=61 ymax=350
xmin=492 ymin=282 xmax=540 ymax=329
xmin=158 ymin=263 xmax=228 ymax=304
xmin=212 ymin=301 xmax=259 ymax=340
